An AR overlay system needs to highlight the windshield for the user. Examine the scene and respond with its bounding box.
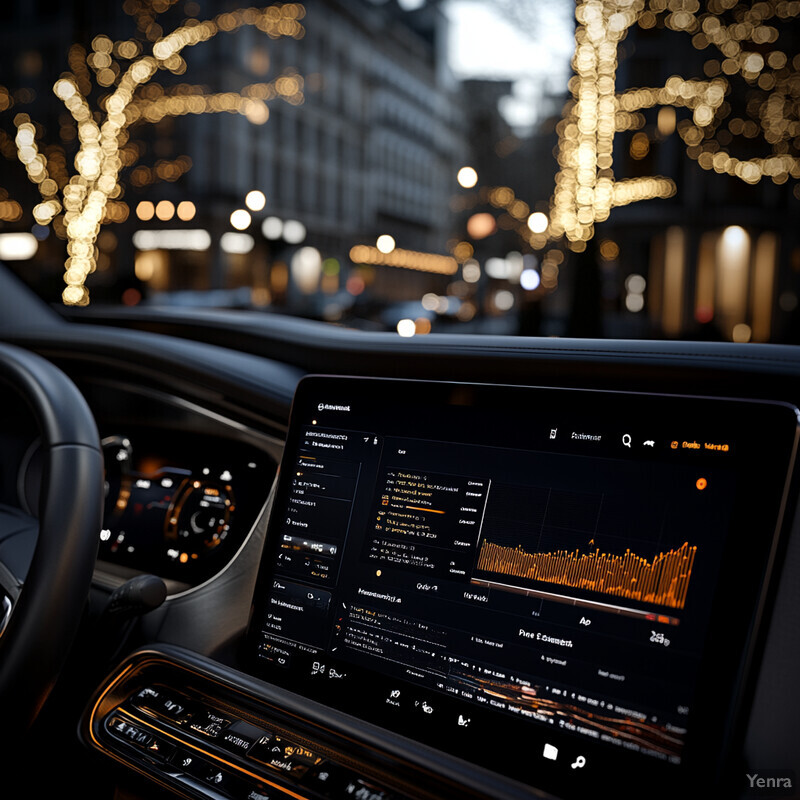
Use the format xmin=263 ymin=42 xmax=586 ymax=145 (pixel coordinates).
xmin=1 ymin=0 xmax=798 ymax=343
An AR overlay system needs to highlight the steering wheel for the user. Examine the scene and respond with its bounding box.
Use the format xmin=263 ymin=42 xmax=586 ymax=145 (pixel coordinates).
xmin=0 ymin=343 xmax=103 ymax=734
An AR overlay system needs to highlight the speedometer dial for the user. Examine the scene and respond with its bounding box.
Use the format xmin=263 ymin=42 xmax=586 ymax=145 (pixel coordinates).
xmin=93 ymin=424 xmax=273 ymax=584
xmin=164 ymin=479 xmax=235 ymax=566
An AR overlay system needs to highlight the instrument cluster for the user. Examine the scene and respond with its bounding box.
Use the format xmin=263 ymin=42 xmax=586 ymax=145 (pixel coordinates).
xmin=98 ymin=428 xmax=275 ymax=585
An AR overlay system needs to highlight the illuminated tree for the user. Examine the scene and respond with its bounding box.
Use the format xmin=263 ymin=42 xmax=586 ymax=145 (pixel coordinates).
xmin=546 ymin=0 xmax=800 ymax=249
xmin=8 ymin=2 xmax=306 ymax=305
xmin=483 ymin=0 xmax=799 ymax=258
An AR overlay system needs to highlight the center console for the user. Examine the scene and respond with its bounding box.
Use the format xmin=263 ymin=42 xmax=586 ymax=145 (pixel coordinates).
xmin=83 ymin=377 xmax=799 ymax=800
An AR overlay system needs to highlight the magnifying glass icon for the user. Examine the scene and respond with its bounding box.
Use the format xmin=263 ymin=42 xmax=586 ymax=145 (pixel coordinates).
xmin=571 ymin=755 xmax=586 ymax=769
xmin=622 ymin=434 xmax=632 ymax=448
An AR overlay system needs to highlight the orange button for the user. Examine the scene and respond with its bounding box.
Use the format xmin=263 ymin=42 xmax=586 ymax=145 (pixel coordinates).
xmin=696 ymin=478 xmax=707 ymax=491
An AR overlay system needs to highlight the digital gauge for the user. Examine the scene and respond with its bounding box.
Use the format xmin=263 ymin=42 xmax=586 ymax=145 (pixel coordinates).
xmin=94 ymin=427 xmax=273 ymax=584
xmin=164 ymin=480 xmax=235 ymax=565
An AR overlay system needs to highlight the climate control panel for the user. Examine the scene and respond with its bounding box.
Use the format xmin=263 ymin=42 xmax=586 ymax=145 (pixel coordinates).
xmin=81 ymin=647 xmax=492 ymax=800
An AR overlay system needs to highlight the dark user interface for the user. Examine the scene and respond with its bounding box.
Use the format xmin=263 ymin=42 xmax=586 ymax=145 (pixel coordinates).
xmin=248 ymin=379 xmax=796 ymax=797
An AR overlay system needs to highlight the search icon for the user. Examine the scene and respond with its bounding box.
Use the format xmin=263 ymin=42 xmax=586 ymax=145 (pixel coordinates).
xmin=571 ymin=755 xmax=586 ymax=769
xmin=622 ymin=433 xmax=632 ymax=448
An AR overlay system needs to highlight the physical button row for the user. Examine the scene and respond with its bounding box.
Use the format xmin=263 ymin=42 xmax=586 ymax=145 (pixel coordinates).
xmin=107 ymin=714 xmax=175 ymax=759
xmin=107 ymin=713 xmax=287 ymax=800
xmin=125 ymin=686 xmax=395 ymax=799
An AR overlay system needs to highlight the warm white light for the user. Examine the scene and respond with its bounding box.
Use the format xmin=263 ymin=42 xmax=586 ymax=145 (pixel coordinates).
xmin=421 ymin=293 xmax=439 ymax=311
xmin=626 ymin=293 xmax=645 ymax=312
xmin=220 ymin=232 xmax=255 ymax=254
xmin=397 ymin=318 xmax=416 ymax=337
xmin=155 ymin=200 xmax=175 ymax=221
xmin=261 ymin=216 xmax=283 ymax=240
xmin=485 ymin=258 xmax=511 ymax=280
xmin=527 ymin=212 xmax=548 ymax=234
xmin=625 ymin=274 xmax=646 ymax=294
xmin=134 ymin=252 xmax=159 ymax=281
xmin=506 ymin=252 xmax=524 ymax=282
xmin=176 ymin=201 xmax=196 ymax=221
xmin=230 ymin=209 xmax=252 ymax=230
xmin=376 ymin=234 xmax=396 ymax=254
xmin=291 ymin=246 xmax=322 ymax=294
xmin=132 ymin=229 xmax=211 ymax=251
xmin=0 ymin=232 xmax=38 ymax=260
xmin=462 ymin=260 xmax=481 ymax=283
xmin=717 ymin=225 xmax=751 ymax=337
xmin=722 ymin=225 xmax=747 ymax=249
xmin=349 ymin=244 xmax=457 ymax=275
xmin=657 ymin=106 xmax=677 ymax=137
xmin=457 ymin=166 xmax=478 ymax=188
xmin=466 ymin=213 xmax=496 ymax=239
xmin=136 ymin=201 xmax=155 ymax=221
xmin=245 ymin=190 xmax=266 ymax=211
xmin=283 ymin=219 xmax=306 ymax=244
xmin=485 ymin=254 xmax=524 ymax=282
xmin=494 ymin=290 xmax=515 ymax=311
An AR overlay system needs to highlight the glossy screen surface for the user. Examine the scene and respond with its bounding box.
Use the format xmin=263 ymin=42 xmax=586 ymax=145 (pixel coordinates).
xmin=247 ymin=377 xmax=798 ymax=799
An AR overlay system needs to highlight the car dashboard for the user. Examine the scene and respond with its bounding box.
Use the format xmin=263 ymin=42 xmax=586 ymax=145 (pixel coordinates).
xmin=86 ymin=379 xmax=281 ymax=591
xmin=2 ymin=309 xmax=800 ymax=800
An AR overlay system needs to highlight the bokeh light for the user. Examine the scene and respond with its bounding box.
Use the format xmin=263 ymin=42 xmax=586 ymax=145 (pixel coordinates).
xmin=262 ymin=216 xmax=283 ymax=240
xmin=176 ymin=201 xmax=196 ymax=221
xmin=155 ymin=200 xmax=175 ymax=221
xmin=136 ymin=201 xmax=155 ymax=221
xmin=230 ymin=208 xmax=252 ymax=230
xmin=466 ymin=213 xmax=496 ymax=240
xmin=376 ymin=234 xmax=396 ymax=254
xmin=520 ymin=269 xmax=541 ymax=291
xmin=245 ymin=190 xmax=266 ymax=211
xmin=397 ymin=318 xmax=416 ymax=337
xmin=527 ymin=212 xmax=548 ymax=234
xmin=456 ymin=166 xmax=478 ymax=188
xmin=283 ymin=219 xmax=306 ymax=244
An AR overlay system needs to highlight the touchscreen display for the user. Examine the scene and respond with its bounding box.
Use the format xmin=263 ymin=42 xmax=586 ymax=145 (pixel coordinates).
xmin=247 ymin=377 xmax=798 ymax=798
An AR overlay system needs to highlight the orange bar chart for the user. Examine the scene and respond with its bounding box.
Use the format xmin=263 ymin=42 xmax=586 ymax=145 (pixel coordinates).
xmin=476 ymin=540 xmax=697 ymax=610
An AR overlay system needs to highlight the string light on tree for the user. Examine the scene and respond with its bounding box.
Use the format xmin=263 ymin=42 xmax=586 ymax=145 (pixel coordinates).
xmin=540 ymin=0 xmax=800 ymax=249
xmin=527 ymin=212 xmax=548 ymax=234
xmin=12 ymin=3 xmax=306 ymax=305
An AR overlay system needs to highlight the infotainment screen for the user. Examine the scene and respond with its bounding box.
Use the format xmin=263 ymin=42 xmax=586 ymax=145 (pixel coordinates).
xmin=246 ymin=377 xmax=798 ymax=799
